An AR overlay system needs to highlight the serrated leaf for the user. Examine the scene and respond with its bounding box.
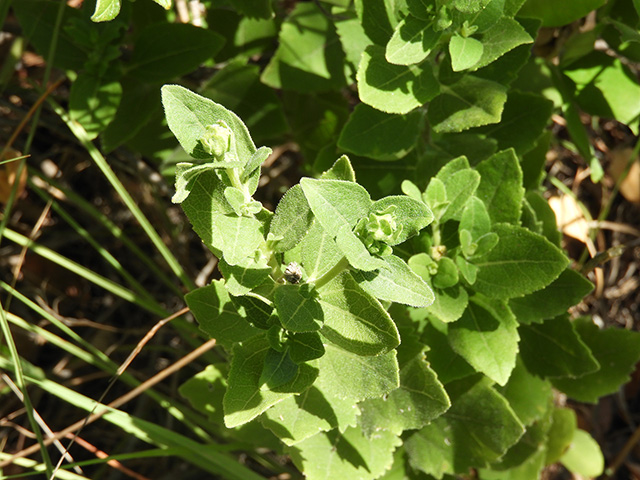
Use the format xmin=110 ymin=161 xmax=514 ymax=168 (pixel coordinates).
xmin=338 ymin=104 xmax=423 ymax=161
xmin=91 ymin=0 xmax=120 ymax=21
xmin=509 ymin=269 xmax=593 ymax=324
xmin=359 ymin=354 xmax=450 ymax=436
xmin=315 ymin=343 xmax=400 ymax=402
xmin=449 ymin=35 xmax=484 ymax=72
xmin=223 ymin=336 xmax=318 ymax=428
xmin=386 ymin=15 xmax=440 ymax=66
xmin=473 ymin=17 xmax=533 ymax=70
xmin=262 ymin=386 xmax=351 ymax=445
xmin=300 ymin=178 xmax=372 ymax=234
xmin=162 ymin=85 xmax=257 ymax=162
xmin=318 ymin=272 xmax=400 ymax=356
xmin=475 ymin=149 xmax=524 ymax=224
xmin=261 ymin=2 xmax=347 ymax=92
xmin=429 ymin=284 xmax=469 ymax=324
xmin=353 ymin=255 xmax=434 ymax=307
xmin=519 ymin=316 xmax=600 ymax=378
xmin=428 ymin=75 xmax=507 ymax=133
xmin=270 ymin=185 xmax=314 ymax=253
xmin=474 ymin=92 xmax=554 ymax=156
xmin=288 ymin=426 xmax=402 ymax=480
xmin=449 ymin=298 xmax=519 ymax=386
xmin=218 ymin=257 xmax=271 ymax=296
xmin=552 ymin=317 xmax=640 ymax=403
xmin=335 ymin=225 xmax=387 ymax=271
xmin=496 ymin=358 xmax=552 ymax=426
xmin=405 ymin=377 xmax=524 ymax=477
xmin=422 ymin=320 xmax=475 ymax=384
xmin=185 ymin=281 xmax=261 ymax=349
xmin=274 ymin=284 xmax=324 ymax=332
xmin=128 ymin=24 xmax=223 ymax=84
xmin=301 ymin=222 xmax=344 ymax=282
xmin=69 ymin=75 xmax=122 ymax=140
xmin=357 ymin=45 xmax=439 ymax=114
xmin=473 ymin=223 xmax=569 ymax=299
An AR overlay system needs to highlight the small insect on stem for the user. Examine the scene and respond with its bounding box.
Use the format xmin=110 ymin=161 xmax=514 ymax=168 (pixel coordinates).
xmin=283 ymin=261 xmax=303 ymax=284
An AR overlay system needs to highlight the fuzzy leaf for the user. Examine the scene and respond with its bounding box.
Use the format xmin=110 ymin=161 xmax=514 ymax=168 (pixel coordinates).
xmin=338 ymin=104 xmax=423 ymax=161
xmin=288 ymin=426 xmax=402 ymax=480
xmin=185 ymin=281 xmax=261 ymax=349
xmin=359 ymin=354 xmax=450 ymax=435
xmin=449 ymin=35 xmax=484 ymax=72
xmin=385 ymin=15 xmax=440 ymax=65
xmin=357 ymin=45 xmax=439 ymax=114
xmin=321 ymin=155 xmax=356 ymax=182
xmin=353 ymin=255 xmax=434 ymax=307
xmin=270 ymin=185 xmax=314 ymax=253
xmin=475 ymin=149 xmax=524 ymax=225
xmin=473 ymin=223 xmax=569 ymax=299
xmin=301 ymin=222 xmax=344 ymax=282
xmin=223 ymin=336 xmax=318 ymax=428
xmin=552 ymin=317 xmax=640 ymax=403
xmin=335 ymin=225 xmax=387 ymax=271
xmin=405 ymin=377 xmax=524 ymax=477
xmin=274 ymin=284 xmax=324 ymax=332
xmin=473 ymin=18 xmax=533 ymax=70
xmin=428 ymin=75 xmax=507 ymax=133
xmin=519 ymin=316 xmax=600 ymax=379
xmin=218 ymin=257 xmax=271 ymax=297
xmin=370 ymin=195 xmax=434 ymax=244
xmin=449 ymin=298 xmax=519 ymax=386
xmin=318 ymin=272 xmax=400 ymax=356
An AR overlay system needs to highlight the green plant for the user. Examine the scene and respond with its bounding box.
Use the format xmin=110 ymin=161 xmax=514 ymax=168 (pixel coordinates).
xmin=4 ymin=0 xmax=640 ymax=478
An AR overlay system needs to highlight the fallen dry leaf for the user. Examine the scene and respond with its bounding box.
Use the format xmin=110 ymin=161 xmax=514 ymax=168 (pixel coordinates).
xmin=608 ymin=147 xmax=640 ymax=204
xmin=549 ymin=194 xmax=591 ymax=244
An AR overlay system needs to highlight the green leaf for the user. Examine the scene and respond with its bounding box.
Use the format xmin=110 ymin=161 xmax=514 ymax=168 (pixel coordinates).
xmin=475 ymin=149 xmax=524 ymax=224
xmin=509 ymin=269 xmax=594 ymax=324
xmin=162 ymin=85 xmax=257 ymax=162
xmin=232 ymin=0 xmax=273 ymax=19
xmin=560 ymin=429 xmax=604 ymax=478
xmin=335 ymin=225 xmax=387 ymax=271
xmin=433 ymin=256 xmax=459 ymax=289
xmin=318 ymin=272 xmax=400 ymax=356
xmin=354 ymin=0 xmax=399 ymax=45
xmin=370 ymin=195 xmax=434 ymax=244
xmin=185 ymin=281 xmax=261 ymax=349
xmin=321 ymin=155 xmax=357 ymax=182
xmin=288 ymin=426 xmax=402 ymax=480
xmin=359 ymin=353 xmax=450 ymax=435
xmin=274 ymin=284 xmax=324 ymax=332
xmin=473 ymin=224 xmax=569 ymax=299
xmin=261 ymin=3 xmax=347 ymax=92
xmin=474 ymin=18 xmax=533 ymax=70
xmin=152 ymin=0 xmax=170 ymax=8
xmin=439 ymin=168 xmax=482 ymax=222
xmin=357 ymin=45 xmax=439 ymax=114
xmin=386 ymin=15 xmax=440 ymax=66
xmin=405 ymin=377 xmax=524 ymax=477
xmin=427 ymin=284 xmax=469 ymax=324
xmin=460 ymin=196 xmax=492 ymax=247
xmin=128 ymin=23 xmax=224 ymax=84
xmin=301 ymin=222 xmax=344 ymax=282
xmin=352 ymin=255 xmax=435 ymax=307
xmin=338 ymin=104 xmax=423 ymax=161
xmin=202 ymin=62 xmax=287 ymax=144
xmin=449 ymin=35 xmax=484 ymax=72
xmin=91 ymin=0 xmax=121 ymax=22
xmin=223 ymin=336 xmax=318 ymax=428
xmin=262 ymin=386 xmax=351 ymax=445
xmin=69 ymin=74 xmax=122 ymax=140
xmin=519 ymin=316 xmax=600 ymax=378
xmin=334 ymin=8 xmax=373 ymax=69
xmin=518 ymin=0 xmax=606 ymax=27
xmin=316 ymin=343 xmax=400 ymax=402
xmin=300 ymin=178 xmax=372 ymax=234
xmin=496 ymin=358 xmax=552 ymax=426
xmin=218 ymin=257 xmax=271 ymax=297
xmin=449 ymin=298 xmax=519 ymax=386
xmin=428 ymin=75 xmax=507 ymax=133
xmin=473 ymin=92 xmax=554 ymax=155
xmin=259 ymin=348 xmax=299 ymax=390
xmin=545 ymin=408 xmax=576 ymax=464
xmin=270 ymin=185 xmax=314 ymax=253
xmin=551 ymin=317 xmax=640 ymax=403
xmin=289 ymin=332 xmax=326 ymax=364
xmin=421 ymin=320 xmax=475 ymax=384
xmin=213 ymin=214 xmax=266 ymax=266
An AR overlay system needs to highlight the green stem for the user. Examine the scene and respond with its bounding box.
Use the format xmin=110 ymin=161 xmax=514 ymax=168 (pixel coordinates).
xmin=312 ymin=257 xmax=350 ymax=290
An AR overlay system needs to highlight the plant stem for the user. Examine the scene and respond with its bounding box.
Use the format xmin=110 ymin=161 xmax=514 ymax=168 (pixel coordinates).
xmin=312 ymin=256 xmax=350 ymax=290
